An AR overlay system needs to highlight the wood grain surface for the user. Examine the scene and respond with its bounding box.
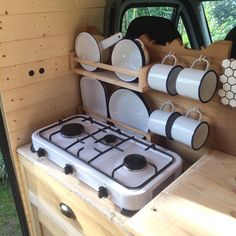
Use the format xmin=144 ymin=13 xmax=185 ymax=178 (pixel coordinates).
xmin=126 ymin=149 xmax=236 ymax=236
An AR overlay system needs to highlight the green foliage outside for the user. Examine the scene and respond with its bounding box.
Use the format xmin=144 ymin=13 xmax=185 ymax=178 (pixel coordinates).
xmin=0 ymin=184 xmax=21 ymax=236
xmin=0 ymin=150 xmax=8 ymax=182
xmin=203 ymin=0 xmax=236 ymax=42
xmin=0 ymin=151 xmax=21 ymax=235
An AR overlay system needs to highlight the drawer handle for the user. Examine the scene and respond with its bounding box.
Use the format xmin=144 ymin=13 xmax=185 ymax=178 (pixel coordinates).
xmin=59 ymin=203 xmax=76 ymax=219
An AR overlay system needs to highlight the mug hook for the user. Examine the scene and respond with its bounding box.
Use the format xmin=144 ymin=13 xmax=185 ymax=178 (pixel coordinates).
xmin=161 ymin=52 xmax=177 ymax=66
xmin=185 ymin=107 xmax=202 ymax=121
xmin=191 ymin=55 xmax=210 ymax=71
xmin=160 ymin=101 xmax=175 ymax=113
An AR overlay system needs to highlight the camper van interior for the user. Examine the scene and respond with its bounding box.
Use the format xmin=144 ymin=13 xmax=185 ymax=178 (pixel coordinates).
xmin=0 ymin=0 xmax=236 ymax=235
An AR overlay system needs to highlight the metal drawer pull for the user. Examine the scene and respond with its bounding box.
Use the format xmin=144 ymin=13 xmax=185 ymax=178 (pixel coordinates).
xmin=59 ymin=203 xmax=76 ymax=219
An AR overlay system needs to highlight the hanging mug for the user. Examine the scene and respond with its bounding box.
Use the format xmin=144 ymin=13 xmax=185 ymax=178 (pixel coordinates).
xmin=176 ymin=56 xmax=218 ymax=103
xmin=75 ymin=32 xmax=123 ymax=71
xmin=148 ymin=101 xmax=181 ymax=139
xmin=148 ymin=53 xmax=183 ymax=95
xmin=171 ymin=108 xmax=209 ymax=150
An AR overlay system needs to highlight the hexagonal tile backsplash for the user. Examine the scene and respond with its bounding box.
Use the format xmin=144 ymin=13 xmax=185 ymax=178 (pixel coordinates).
xmin=219 ymin=59 xmax=236 ymax=107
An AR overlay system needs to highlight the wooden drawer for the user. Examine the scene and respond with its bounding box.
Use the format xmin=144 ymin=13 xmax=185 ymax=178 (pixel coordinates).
xmin=30 ymin=196 xmax=83 ymax=236
xmin=21 ymin=159 xmax=129 ymax=236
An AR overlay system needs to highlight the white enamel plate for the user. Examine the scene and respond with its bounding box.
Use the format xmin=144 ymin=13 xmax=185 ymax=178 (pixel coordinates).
xmin=111 ymin=39 xmax=144 ymax=82
xmin=109 ymin=89 xmax=151 ymax=137
xmin=80 ymin=77 xmax=108 ymax=119
xmin=75 ymin=32 xmax=100 ymax=71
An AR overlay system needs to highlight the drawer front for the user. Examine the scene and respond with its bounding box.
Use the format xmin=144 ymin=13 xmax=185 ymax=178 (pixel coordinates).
xmin=30 ymin=195 xmax=83 ymax=236
xmin=23 ymin=165 xmax=128 ymax=236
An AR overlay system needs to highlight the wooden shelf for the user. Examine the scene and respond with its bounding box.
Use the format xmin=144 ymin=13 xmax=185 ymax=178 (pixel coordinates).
xmin=69 ymin=52 xmax=150 ymax=93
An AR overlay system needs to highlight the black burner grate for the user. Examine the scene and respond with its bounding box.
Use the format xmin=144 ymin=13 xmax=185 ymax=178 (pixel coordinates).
xmin=38 ymin=115 xmax=175 ymax=189
xmin=60 ymin=123 xmax=85 ymax=138
xmin=124 ymin=154 xmax=147 ymax=171
xmin=100 ymin=134 xmax=118 ymax=145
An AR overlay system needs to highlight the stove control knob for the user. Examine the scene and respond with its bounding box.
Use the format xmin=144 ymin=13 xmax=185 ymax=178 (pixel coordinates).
xmin=30 ymin=144 xmax=36 ymax=153
xmin=37 ymin=148 xmax=46 ymax=157
xmin=98 ymin=186 xmax=108 ymax=199
xmin=64 ymin=164 xmax=73 ymax=175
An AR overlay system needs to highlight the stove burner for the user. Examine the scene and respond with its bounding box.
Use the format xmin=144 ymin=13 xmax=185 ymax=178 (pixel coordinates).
xmin=60 ymin=123 xmax=85 ymax=138
xmin=100 ymin=134 xmax=118 ymax=145
xmin=124 ymin=154 xmax=147 ymax=171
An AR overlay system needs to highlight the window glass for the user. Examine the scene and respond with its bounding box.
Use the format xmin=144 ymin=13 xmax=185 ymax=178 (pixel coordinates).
xmin=203 ymin=0 xmax=236 ymax=42
xmin=177 ymin=17 xmax=191 ymax=48
xmin=121 ymin=6 xmax=174 ymax=35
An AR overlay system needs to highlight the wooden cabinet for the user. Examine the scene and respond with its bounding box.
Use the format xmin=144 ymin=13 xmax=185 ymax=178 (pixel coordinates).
xmin=18 ymin=146 xmax=130 ymax=236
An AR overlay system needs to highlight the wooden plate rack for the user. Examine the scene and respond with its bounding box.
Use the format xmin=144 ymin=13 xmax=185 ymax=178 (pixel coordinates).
xmin=69 ymin=52 xmax=151 ymax=92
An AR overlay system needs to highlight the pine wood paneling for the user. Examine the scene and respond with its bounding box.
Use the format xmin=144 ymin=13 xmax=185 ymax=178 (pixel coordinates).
xmin=9 ymin=105 xmax=78 ymax=150
xmin=0 ymin=55 xmax=71 ymax=92
xmin=1 ymin=75 xmax=79 ymax=112
xmin=0 ymin=8 xmax=104 ymax=42
xmin=0 ymin=35 xmax=74 ymax=68
xmin=6 ymin=92 xmax=80 ymax=132
xmin=0 ymin=1 xmax=105 ymax=233
xmin=0 ymin=0 xmax=106 ymax=15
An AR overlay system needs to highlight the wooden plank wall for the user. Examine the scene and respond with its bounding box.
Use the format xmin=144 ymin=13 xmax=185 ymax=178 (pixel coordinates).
xmin=0 ymin=0 xmax=105 ymax=234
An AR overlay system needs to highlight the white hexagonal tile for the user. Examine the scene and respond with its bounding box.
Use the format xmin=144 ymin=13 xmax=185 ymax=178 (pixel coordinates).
xmin=221 ymin=97 xmax=229 ymax=105
xmin=222 ymin=59 xmax=231 ymax=68
xmin=226 ymin=91 xmax=234 ymax=99
xmin=225 ymin=68 xmax=234 ymax=77
xmin=232 ymin=85 xmax=236 ymax=93
xmin=229 ymin=100 xmax=236 ymax=107
xmin=218 ymin=89 xmax=226 ymax=97
xmin=228 ymin=76 xmax=236 ymax=85
xmin=231 ymin=60 xmax=236 ymax=70
xmin=223 ymin=83 xmax=231 ymax=91
xmin=220 ymin=75 xmax=228 ymax=83
xmin=234 ymin=71 xmax=236 ymax=77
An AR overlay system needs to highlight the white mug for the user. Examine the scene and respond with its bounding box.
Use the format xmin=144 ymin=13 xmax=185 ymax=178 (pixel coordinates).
xmin=75 ymin=32 xmax=123 ymax=71
xmin=171 ymin=108 xmax=209 ymax=150
xmin=176 ymin=56 xmax=217 ymax=103
xmin=148 ymin=101 xmax=181 ymax=139
xmin=148 ymin=53 xmax=183 ymax=96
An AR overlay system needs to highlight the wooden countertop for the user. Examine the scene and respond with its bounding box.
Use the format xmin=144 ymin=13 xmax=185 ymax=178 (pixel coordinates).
xmin=125 ymin=149 xmax=236 ymax=236
xmin=17 ymin=144 xmax=130 ymax=233
xmin=17 ymin=145 xmax=236 ymax=236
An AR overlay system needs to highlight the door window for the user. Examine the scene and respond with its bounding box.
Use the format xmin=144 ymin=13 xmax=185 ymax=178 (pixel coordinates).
xmin=203 ymin=0 xmax=236 ymax=42
xmin=121 ymin=6 xmax=174 ymax=35
xmin=121 ymin=6 xmax=191 ymax=47
xmin=177 ymin=16 xmax=190 ymax=48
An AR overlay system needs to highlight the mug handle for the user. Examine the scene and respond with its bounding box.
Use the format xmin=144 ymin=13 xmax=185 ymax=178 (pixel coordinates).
xmin=191 ymin=55 xmax=210 ymax=71
xmin=185 ymin=108 xmax=202 ymax=121
xmin=160 ymin=101 xmax=175 ymax=113
xmin=99 ymin=32 xmax=123 ymax=50
xmin=161 ymin=52 xmax=177 ymax=66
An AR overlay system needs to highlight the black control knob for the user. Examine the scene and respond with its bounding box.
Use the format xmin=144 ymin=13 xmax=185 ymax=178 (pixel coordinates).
xmin=98 ymin=186 xmax=108 ymax=199
xmin=30 ymin=144 xmax=36 ymax=153
xmin=37 ymin=148 xmax=46 ymax=157
xmin=64 ymin=164 xmax=73 ymax=175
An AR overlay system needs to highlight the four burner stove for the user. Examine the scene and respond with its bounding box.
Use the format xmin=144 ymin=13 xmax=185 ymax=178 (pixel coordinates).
xmin=31 ymin=115 xmax=183 ymax=214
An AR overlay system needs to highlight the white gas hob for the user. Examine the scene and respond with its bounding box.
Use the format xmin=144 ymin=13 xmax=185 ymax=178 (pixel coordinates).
xmin=31 ymin=115 xmax=182 ymax=215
